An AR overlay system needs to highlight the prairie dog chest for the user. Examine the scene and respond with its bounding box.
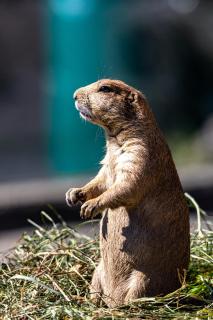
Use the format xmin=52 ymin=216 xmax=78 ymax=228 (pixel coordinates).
xmin=101 ymin=140 xmax=123 ymax=186
xmin=102 ymin=139 xmax=136 ymax=187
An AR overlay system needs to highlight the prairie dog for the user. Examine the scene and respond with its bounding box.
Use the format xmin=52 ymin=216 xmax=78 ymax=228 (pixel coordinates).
xmin=66 ymin=79 xmax=190 ymax=307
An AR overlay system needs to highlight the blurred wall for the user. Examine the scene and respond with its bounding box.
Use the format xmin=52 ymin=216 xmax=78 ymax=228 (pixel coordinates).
xmin=0 ymin=0 xmax=45 ymax=182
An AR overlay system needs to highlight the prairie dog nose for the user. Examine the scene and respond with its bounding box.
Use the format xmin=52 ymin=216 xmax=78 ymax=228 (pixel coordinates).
xmin=73 ymin=89 xmax=78 ymax=100
xmin=73 ymin=87 xmax=85 ymax=100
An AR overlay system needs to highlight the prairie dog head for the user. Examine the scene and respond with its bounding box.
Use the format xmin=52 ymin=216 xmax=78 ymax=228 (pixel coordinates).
xmin=73 ymin=79 xmax=150 ymax=135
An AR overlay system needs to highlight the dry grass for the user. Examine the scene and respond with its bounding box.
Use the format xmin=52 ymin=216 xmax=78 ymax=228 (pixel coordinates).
xmin=0 ymin=195 xmax=212 ymax=319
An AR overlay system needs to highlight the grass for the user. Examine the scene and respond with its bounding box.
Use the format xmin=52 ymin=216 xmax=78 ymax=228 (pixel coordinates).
xmin=0 ymin=195 xmax=212 ymax=320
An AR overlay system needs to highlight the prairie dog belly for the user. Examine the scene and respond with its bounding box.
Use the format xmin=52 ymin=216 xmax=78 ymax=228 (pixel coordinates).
xmin=100 ymin=203 xmax=189 ymax=270
xmin=100 ymin=207 xmax=145 ymax=267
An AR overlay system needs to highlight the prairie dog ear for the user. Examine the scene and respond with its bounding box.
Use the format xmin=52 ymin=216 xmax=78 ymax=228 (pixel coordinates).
xmin=127 ymin=90 xmax=144 ymax=105
xmin=127 ymin=91 xmax=136 ymax=103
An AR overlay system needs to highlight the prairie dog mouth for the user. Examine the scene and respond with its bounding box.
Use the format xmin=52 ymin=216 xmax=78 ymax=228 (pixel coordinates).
xmin=75 ymin=101 xmax=93 ymax=121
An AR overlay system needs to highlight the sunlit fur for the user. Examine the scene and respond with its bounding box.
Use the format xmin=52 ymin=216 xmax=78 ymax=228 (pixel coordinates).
xmin=66 ymin=79 xmax=190 ymax=307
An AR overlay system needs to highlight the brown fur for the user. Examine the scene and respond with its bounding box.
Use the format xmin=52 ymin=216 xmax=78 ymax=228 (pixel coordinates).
xmin=66 ymin=79 xmax=190 ymax=307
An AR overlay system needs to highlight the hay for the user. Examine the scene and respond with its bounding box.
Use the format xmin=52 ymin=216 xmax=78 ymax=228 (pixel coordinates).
xmin=0 ymin=195 xmax=212 ymax=319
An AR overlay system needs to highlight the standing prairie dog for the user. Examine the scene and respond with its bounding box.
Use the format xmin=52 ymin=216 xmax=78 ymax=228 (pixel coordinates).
xmin=66 ymin=79 xmax=190 ymax=307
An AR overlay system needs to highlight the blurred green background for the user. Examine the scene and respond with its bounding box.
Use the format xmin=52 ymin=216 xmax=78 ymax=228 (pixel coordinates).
xmin=47 ymin=0 xmax=213 ymax=174
xmin=0 ymin=0 xmax=213 ymax=181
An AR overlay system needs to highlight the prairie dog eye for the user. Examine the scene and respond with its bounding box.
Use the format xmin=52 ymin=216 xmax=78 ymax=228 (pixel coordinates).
xmin=98 ymin=85 xmax=114 ymax=93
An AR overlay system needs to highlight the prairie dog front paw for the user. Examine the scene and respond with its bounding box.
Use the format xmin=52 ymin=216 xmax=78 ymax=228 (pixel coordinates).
xmin=65 ymin=188 xmax=86 ymax=207
xmin=80 ymin=199 xmax=101 ymax=219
